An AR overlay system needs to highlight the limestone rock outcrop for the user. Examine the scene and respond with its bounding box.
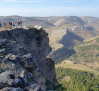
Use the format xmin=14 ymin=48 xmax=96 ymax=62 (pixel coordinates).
xmin=0 ymin=27 xmax=56 ymax=91
xmin=73 ymin=26 xmax=94 ymax=31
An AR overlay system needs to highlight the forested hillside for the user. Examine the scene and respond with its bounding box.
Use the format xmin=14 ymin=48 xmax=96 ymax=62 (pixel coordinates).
xmin=54 ymin=36 xmax=99 ymax=91
xmin=55 ymin=67 xmax=99 ymax=91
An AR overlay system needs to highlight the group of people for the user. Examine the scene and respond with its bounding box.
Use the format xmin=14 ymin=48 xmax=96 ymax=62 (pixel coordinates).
xmin=6 ymin=22 xmax=15 ymax=27
xmin=0 ymin=21 xmax=22 ymax=28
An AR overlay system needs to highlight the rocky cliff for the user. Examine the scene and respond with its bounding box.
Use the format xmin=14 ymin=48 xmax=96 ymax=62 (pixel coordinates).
xmin=0 ymin=27 xmax=56 ymax=91
xmin=73 ymin=26 xmax=94 ymax=31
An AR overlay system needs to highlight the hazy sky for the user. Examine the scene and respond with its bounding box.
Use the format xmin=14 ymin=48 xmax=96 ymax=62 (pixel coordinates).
xmin=0 ymin=0 xmax=99 ymax=17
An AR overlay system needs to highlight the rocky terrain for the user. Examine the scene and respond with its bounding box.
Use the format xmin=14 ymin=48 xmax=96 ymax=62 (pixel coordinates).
xmin=1 ymin=15 xmax=99 ymax=61
xmin=0 ymin=27 xmax=56 ymax=91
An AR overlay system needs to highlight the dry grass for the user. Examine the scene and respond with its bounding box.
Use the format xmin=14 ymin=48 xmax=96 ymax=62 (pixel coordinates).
xmin=84 ymin=36 xmax=99 ymax=42
xmin=51 ymin=44 xmax=63 ymax=51
xmin=45 ymin=27 xmax=66 ymax=45
xmin=55 ymin=60 xmax=99 ymax=76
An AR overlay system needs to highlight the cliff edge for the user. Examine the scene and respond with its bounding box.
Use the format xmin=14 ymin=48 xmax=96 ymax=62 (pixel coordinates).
xmin=0 ymin=27 xmax=56 ymax=91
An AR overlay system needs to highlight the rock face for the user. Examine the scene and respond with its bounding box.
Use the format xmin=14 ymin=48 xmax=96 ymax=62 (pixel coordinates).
xmin=73 ymin=26 xmax=94 ymax=31
xmin=0 ymin=27 xmax=56 ymax=91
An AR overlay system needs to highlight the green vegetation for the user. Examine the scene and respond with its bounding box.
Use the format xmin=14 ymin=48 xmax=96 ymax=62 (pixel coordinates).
xmin=77 ymin=44 xmax=99 ymax=52
xmin=55 ymin=37 xmax=99 ymax=65
xmin=96 ymin=37 xmax=99 ymax=43
xmin=0 ymin=67 xmax=5 ymax=73
xmin=45 ymin=80 xmax=51 ymax=86
xmin=82 ymin=39 xmax=95 ymax=45
xmin=45 ymin=80 xmax=52 ymax=90
xmin=55 ymin=67 xmax=99 ymax=91
xmin=68 ymin=37 xmax=99 ymax=64
xmin=55 ymin=55 xmax=69 ymax=64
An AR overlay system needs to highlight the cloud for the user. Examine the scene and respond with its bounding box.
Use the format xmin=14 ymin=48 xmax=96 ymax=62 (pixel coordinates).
xmin=4 ymin=0 xmax=42 ymax=3
xmin=4 ymin=0 xmax=78 ymax=3
xmin=4 ymin=0 xmax=17 ymax=2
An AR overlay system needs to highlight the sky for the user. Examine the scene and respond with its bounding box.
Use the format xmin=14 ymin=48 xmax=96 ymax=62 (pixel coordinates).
xmin=0 ymin=0 xmax=99 ymax=17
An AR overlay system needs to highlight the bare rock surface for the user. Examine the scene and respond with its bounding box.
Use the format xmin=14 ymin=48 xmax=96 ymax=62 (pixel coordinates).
xmin=0 ymin=27 xmax=56 ymax=91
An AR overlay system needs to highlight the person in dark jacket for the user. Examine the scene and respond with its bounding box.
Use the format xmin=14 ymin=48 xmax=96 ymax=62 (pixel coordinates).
xmin=20 ymin=21 xmax=22 ymax=27
xmin=18 ymin=21 xmax=20 ymax=26
xmin=0 ymin=23 xmax=2 ymax=27
xmin=10 ymin=22 xmax=12 ymax=26
xmin=4 ymin=22 xmax=5 ymax=27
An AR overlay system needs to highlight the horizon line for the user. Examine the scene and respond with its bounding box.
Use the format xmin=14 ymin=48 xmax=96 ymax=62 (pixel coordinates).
xmin=0 ymin=15 xmax=99 ymax=18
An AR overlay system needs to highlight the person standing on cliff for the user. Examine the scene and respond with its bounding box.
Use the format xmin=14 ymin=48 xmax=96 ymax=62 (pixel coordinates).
xmin=18 ymin=21 xmax=20 ymax=26
xmin=10 ymin=22 xmax=12 ymax=26
xmin=7 ymin=22 xmax=10 ymax=27
xmin=12 ymin=22 xmax=15 ymax=27
xmin=20 ymin=21 xmax=22 ymax=27
xmin=0 ymin=23 xmax=2 ymax=27
xmin=4 ymin=22 xmax=5 ymax=27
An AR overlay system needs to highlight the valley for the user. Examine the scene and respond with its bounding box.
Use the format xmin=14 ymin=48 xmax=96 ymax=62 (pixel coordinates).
xmin=1 ymin=15 xmax=99 ymax=90
xmin=1 ymin=16 xmax=99 ymax=73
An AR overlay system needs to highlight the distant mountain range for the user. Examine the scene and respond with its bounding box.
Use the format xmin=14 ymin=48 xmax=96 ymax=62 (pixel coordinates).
xmin=1 ymin=15 xmax=99 ymax=61
xmin=0 ymin=16 xmax=99 ymax=29
xmin=0 ymin=16 xmax=54 ymax=28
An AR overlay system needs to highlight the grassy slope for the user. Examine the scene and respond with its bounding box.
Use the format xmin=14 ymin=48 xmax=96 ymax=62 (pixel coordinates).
xmin=55 ymin=60 xmax=99 ymax=76
xmin=55 ymin=37 xmax=99 ymax=80
xmin=70 ymin=37 xmax=99 ymax=65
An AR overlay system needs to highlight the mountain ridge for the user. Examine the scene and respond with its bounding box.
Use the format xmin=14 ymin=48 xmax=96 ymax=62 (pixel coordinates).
xmin=1 ymin=16 xmax=99 ymax=61
xmin=0 ymin=16 xmax=99 ymax=28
